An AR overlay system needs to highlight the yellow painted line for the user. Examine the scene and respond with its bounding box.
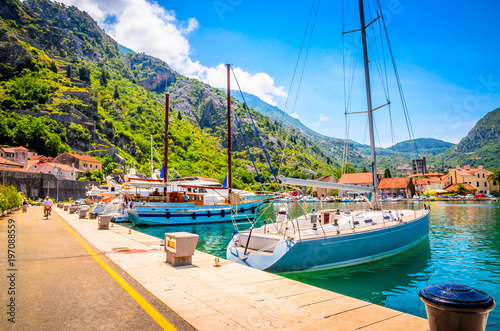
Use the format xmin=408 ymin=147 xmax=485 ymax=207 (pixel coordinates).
xmin=55 ymin=212 xmax=176 ymax=331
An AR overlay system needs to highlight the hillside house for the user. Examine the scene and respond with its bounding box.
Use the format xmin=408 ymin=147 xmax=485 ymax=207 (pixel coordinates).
xmin=54 ymin=153 xmax=102 ymax=173
xmin=0 ymin=146 xmax=36 ymax=168
xmin=28 ymin=162 xmax=82 ymax=180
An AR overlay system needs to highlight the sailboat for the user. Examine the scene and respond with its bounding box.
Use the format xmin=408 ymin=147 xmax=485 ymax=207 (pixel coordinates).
xmin=127 ymin=66 xmax=265 ymax=226
xmin=226 ymin=0 xmax=430 ymax=273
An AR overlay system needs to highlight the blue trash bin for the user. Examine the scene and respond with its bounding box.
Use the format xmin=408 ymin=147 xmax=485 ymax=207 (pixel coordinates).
xmin=419 ymin=283 xmax=495 ymax=331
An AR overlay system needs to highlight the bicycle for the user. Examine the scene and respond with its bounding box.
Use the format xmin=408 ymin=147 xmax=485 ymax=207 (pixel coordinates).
xmin=44 ymin=205 xmax=52 ymax=219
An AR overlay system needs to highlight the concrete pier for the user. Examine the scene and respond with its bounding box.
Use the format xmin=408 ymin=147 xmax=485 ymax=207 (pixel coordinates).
xmin=1 ymin=207 xmax=429 ymax=330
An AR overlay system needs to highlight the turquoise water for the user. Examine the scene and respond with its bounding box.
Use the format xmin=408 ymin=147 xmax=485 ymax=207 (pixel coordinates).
xmin=130 ymin=200 xmax=500 ymax=324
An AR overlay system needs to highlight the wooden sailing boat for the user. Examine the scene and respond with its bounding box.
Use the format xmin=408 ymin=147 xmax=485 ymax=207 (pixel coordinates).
xmin=127 ymin=66 xmax=264 ymax=226
xmin=226 ymin=0 xmax=430 ymax=272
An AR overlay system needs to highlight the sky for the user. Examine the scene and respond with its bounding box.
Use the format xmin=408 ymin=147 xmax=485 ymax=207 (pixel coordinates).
xmin=58 ymin=0 xmax=500 ymax=147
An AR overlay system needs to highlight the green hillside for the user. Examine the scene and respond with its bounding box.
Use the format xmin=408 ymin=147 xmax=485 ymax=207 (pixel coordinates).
xmin=389 ymin=138 xmax=454 ymax=155
xmin=0 ymin=0 xmax=348 ymax=188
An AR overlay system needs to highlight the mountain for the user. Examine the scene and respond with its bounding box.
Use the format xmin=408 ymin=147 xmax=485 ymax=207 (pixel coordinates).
xmin=426 ymin=108 xmax=500 ymax=170
xmin=232 ymin=90 xmax=321 ymax=137
xmin=389 ymin=138 xmax=454 ymax=155
xmin=455 ymin=108 xmax=500 ymax=153
xmin=0 ymin=0 xmax=352 ymax=188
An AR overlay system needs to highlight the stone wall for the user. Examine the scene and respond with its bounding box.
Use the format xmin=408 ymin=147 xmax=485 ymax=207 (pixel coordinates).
xmin=1 ymin=170 xmax=98 ymax=201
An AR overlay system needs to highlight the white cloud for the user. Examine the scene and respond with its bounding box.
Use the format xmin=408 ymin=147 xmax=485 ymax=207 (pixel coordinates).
xmin=291 ymin=113 xmax=300 ymax=119
xmin=58 ymin=0 xmax=286 ymax=105
xmin=310 ymin=113 xmax=331 ymax=127
xmin=319 ymin=114 xmax=330 ymax=121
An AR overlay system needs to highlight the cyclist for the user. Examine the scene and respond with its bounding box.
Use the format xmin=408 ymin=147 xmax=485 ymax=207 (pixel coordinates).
xmin=43 ymin=196 xmax=53 ymax=217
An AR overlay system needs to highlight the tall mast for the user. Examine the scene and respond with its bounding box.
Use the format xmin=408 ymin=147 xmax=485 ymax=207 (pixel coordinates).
xmin=226 ymin=64 xmax=232 ymax=195
xmin=150 ymin=135 xmax=153 ymax=179
xmin=358 ymin=0 xmax=379 ymax=208
xmin=164 ymin=93 xmax=169 ymax=186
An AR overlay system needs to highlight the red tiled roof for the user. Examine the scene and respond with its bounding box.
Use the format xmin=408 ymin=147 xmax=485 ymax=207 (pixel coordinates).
xmin=425 ymin=172 xmax=443 ymax=177
xmin=13 ymin=146 xmax=29 ymax=151
xmin=56 ymin=152 xmax=101 ymax=164
xmin=451 ymin=168 xmax=492 ymax=177
xmin=414 ymin=178 xmax=430 ymax=185
xmin=1 ymin=147 xmax=15 ymax=154
xmin=0 ymin=166 xmax=33 ymax=173
xmin=338 ymin=172 xmax=373 ymax=185
xmin=315 ymin=175 xmax=332 ymax=182
xmin=378 ymin=177 xmax=412 ymax=189
xmin=469 ymin=168 xmax=492 ymax=175
xmin=68 ymin=153 xmax=101 ymax=163
xmin=0 ymin=156 xmax=23 ymax=168
xmin=444 ymin=183 xmax=476 ymax=192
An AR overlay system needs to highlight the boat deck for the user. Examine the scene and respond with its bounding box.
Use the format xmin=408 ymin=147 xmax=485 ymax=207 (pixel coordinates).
xmin=49 ymin=207 xmax=429 ymax=330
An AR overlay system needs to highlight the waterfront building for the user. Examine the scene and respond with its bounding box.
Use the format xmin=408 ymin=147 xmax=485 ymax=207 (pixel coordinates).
xmin=311 ymin=175 xmax=338 ymax=197
xmin=54 ymin=152 xmax=102 ymax=172
xmin=0 ymin=146 xmax=36 ymax=168
xmin=443 ymin=183 xmax=477 ymax=195
xmin=28 ymin=162 xmax=82 ymax=180
xmin=414 ymin=177 xmax=443 ymax=194
xmin=337 ymin=172 xmax=378 ymax=196
xmin=443 ymin=165 xmax=493 ymax=194
xmin=378 ymin=177 xmax=415 ymax=197
xmin=0 ymin=156 xmax=24 ymax=169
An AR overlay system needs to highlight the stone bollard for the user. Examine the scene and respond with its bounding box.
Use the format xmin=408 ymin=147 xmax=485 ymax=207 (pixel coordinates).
xmin=69 ymin=205 xmax=78 ymax=214
xmin=89 ymin=212 xmax=97 ymax=219
xmin=78 ymin=208 xmax=88 ymax=219
xmin=97 ymin=215 xmax=112 ymax=230
xmin=164 ymin=232 xmax=199 ymax=266
xmin=57 ymin=203 xmax=63 ymax=208
xmin=63 ymin=203 xmax=69 ymax=211
xmin=420 ymin=283 xmax=495 ymax=331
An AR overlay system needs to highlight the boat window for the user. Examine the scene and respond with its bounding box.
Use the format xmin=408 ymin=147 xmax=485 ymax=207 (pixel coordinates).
xmin=199 ymin=189 xmax=207 ymax=193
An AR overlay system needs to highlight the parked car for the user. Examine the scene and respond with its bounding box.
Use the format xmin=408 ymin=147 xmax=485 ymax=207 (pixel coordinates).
xmin=74 ymin=199 xmax=86 ymax=205
xmin=465 ymin=194 xmax=475 ymax=199
xmin=485 ymin=194 xmax=495 ymax=198
xmin=455 ymin=195 xmax=465 ymax=199
xmin=32 ymin=199 xmax=43 ymax=206
xmin=475 ymin=194 xmax=485 ymax=198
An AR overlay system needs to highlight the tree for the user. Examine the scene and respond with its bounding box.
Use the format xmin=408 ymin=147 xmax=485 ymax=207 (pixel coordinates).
xmin=49 ymin=61 xmax=58 ymax=73
xmin=487 ymin=170 xmax=500 ymax=186
xmin=66 ymin=65 xmax=72 ymax=78
xmin=100 ymin=70 xmax=108 ymax=87
xmin=78 ymin=67 xmax=90 ymax=82
xmin=456 ymin=183 xmax=469 ymax=195
xmin=177 ymin=111 xmax=182 ymax=121
xmin=113 ymin=85 xmax=120 ymax=99
xmin=384 ymin=168 xmax=392 ymax=178
xmin=361 ymin=167 xmax=368 ymax=173
xmin=101 ymin=155 xmax=117 ymax=175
